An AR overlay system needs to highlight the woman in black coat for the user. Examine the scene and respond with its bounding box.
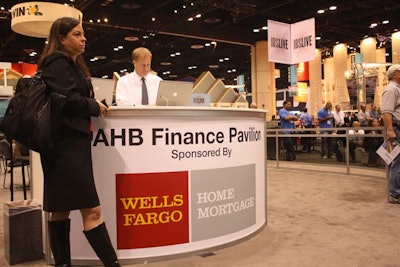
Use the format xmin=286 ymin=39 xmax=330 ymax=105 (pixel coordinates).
xmin=38 ymin=17 xmax=119 ymax=267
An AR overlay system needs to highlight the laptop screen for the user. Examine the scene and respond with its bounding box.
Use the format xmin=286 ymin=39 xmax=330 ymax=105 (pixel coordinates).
xmin=0 ymin=98 xmax=10 ymax=123
xmin=156 ymin=80 xmax=193 ymax=106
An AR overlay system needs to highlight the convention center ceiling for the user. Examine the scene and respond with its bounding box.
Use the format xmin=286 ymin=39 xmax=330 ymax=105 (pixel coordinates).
xmin=0 ymin=0 xmax=399 ymax=90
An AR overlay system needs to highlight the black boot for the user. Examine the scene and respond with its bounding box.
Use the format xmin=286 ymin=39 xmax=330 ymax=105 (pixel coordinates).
xmin=83 ymin=222 xmax=120 ymax=267
xmin=48 ymin=219 xmax=71 ymax=267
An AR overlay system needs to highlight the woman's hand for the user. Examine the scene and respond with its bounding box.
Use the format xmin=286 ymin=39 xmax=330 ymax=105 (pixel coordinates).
xmin=96 ymin=99 xmax=110 ymax=116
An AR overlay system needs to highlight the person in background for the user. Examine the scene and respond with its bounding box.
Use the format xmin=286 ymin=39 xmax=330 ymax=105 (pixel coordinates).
xmin=348 ymin=121 xmax=364 ymax=163
xmin=357 ymin=104 xmax=369 ymax=126
xmin=369 ymin=104 xmax=379 ymax=120
xmin=381 ymin=64 xmax=400 ymax=204
xmin=116 ymin=47 xmax=162 ymax=106
xmin=333 ymin=104 xmax=345 ymax=127
xmin=333 ymin=104 xmax=346 ymax=162
xmin=278 ymin=101 xmax=298 ymax=161
xmin=300 ymin=107 xmax=313 ymax=153
xmin=364 ymin=118 xmax=383 ymax=167
xmin=39 ymin=17 xmax=120 ymax=266
xmin=344 ymin=111 xmax=351 ymax=127
xmin=317 ymin=101 xmax=334 ymax=159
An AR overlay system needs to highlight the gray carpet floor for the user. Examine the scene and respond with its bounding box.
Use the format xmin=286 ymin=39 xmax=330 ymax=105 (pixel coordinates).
xmin=0 ymin=160 xmax=396 ymax=267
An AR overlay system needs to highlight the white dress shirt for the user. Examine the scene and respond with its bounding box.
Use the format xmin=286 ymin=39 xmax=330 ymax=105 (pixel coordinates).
xmin=116 ymin=71 xmax=162 ymax=106
xmin=333 ymin=111 xmax=345 ymax=127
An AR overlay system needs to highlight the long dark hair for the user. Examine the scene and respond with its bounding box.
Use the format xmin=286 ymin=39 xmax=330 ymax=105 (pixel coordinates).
xmin=38 ymin=17 xmax=90 ymax=78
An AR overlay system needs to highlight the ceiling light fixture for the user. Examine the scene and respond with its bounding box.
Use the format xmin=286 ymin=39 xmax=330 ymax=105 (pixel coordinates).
xmin=329 ymin=6 xmax=337 ymax=10
xmin=317 ymin=9 xmax=325 ymax=14
xmin=204 ymin=18 xmax=221 ymax=24
xmin=191 ymin=44 xmax=204 ymax=49
xmin=124 ymin=36 xmax=139 ymax=41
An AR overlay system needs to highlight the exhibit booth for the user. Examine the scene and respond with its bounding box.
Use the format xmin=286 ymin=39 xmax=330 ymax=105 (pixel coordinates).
xmin=31 ymin=106 xmax=267 ymax=265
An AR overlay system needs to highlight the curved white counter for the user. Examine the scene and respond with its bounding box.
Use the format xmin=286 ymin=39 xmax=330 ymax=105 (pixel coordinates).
xmin=33 ymin=106 xmax=267 ymax=265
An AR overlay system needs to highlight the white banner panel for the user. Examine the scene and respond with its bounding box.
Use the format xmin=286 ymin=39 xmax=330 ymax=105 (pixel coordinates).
xmin=291 ymin=18 xmax=316 ymax=64
xmin=268 ymin=20 xmax=291 ymax=64
xmin=268 ymin=18 xmax=316 ymax=65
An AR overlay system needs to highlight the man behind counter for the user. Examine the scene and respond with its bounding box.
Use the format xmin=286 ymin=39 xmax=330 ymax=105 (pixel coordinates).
xmin=116 ymin=47 xmax=162 ymax=106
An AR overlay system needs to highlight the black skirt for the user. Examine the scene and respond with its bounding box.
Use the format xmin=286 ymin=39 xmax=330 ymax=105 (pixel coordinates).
xmin=40 ymin=125 xmax=100 ymax=212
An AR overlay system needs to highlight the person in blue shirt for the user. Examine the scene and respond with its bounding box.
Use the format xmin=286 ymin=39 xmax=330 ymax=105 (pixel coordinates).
xmin=278 ymin=101 xmax=298 ymax=161
xmin=317 ymin=102 xmax=334 ymax=159
xmin=300 ymin=107 xmax=313 ymax=152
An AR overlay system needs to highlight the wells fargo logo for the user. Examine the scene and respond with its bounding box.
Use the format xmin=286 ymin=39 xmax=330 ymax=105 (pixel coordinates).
xmin=116 ymin=171 xmax=189 ymax=249
xmin=12 ymin=4 xmax=43 ymax=18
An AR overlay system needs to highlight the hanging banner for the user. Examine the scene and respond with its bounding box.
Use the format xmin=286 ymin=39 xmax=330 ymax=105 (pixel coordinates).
xmin=297 ymin=62 xmax=309 ymax=82
xmin=267 ymin=20 xmax=291 ymax=64
xmin=346 ymin=79 xmax=358 ymax=106
xmin=294 ymin=82 xmax=308 ymax=103
xmin=291 ymin=18 xmax=316 ymax=64
xmin=11 ymin=2 xmax=82 ymax=38
xmin=268 ymin=18 xmax=316 ymax=65
xmin=365 ymin=76 xmax=377 ymax=104
xmin=288 ymin=65 xmax=297 ymax=86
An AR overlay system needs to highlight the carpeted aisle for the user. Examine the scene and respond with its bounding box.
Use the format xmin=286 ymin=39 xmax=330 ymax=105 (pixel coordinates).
xmin=0 ymin=161 xmax=397 ymax=267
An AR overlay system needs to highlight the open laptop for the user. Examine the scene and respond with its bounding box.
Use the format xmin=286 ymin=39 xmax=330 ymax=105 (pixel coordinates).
xmin=156 ymin=80 xmax=193 ymax=106
xmin=91 ymin=77 xmax=115 ymax=105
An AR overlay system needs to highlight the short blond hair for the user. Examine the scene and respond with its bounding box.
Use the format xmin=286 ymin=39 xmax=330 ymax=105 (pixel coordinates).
xmin=132 ymin=47 xmax=152 ymax=61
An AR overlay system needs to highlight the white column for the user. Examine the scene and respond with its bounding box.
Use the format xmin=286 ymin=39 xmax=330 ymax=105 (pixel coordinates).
xmin=323 ymin=57 xmax=334 ymax=106
xmin=375 ymin=48 xmax=386 ymax=106
xmin=360 ymin=37 xmax=377 ymax=63
xmin=392 ymin=32 xmax=400 ymax=64
xmin=309 ymin=49 xmax=322 ymax=116
xmin=253 ymin=41 xmax=275 ymax=119
xmin=333 ymin=43 xmax=348 ymax=106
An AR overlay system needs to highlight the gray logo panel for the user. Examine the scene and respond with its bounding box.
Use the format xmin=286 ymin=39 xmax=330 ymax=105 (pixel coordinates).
xmin=190 ymin=164 xmax=256 ymax=241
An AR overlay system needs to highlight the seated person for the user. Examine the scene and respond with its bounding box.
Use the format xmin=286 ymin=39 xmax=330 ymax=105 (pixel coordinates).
xmin=364 ymin=119 xmax=383 ymax=167
xmin=348 ymin=121 xmax=364 ymax=162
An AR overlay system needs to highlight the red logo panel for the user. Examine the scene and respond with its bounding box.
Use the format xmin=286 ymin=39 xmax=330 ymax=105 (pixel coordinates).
xmin=116 ymin=171 xmax=189 ymax=249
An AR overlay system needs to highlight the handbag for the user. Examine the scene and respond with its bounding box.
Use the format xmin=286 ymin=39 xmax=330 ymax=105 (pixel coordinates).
xmin=0 ymin=71 xmax=64 ymax=153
